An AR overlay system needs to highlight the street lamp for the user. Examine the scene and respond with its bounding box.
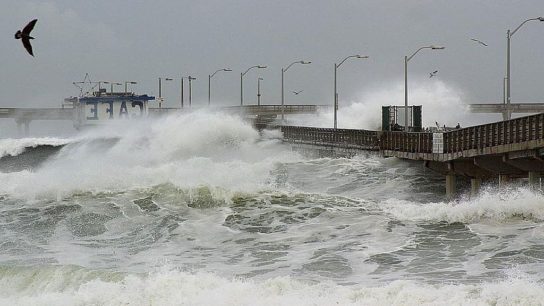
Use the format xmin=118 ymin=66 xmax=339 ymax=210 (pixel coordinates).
xmin=158 ymin=77 xmax=173 ymax=108
xmin=208 ymin=68 xmax=232 ymax=105
xmin=404 ymin=45 xmax=444 ymax=131
xmin=188 ymin=76 xmax=196 ymax=107
xmin=505 ymin=17 xmax=544 ymax=120
xmin=109 ymin=82 xmax=122 ymax=93
xmin=180 ymin=76 xmax=190 ymax=108
xmin=124 ymin=81 xmax=137 ymax=94
xmin=241 ymin=65 xmax=266 ymax=105
xmin=257 ymin=77 xmax=263 ymax=105
xmin=282 ymin=60 xmax=311 ymax=120
xmin=98 ymin=81 xmax=109 ymax=92
xmin=334 ymin=55 xmax=368 ymax=129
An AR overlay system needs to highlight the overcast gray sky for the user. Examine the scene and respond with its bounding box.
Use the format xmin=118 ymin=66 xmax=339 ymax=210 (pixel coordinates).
xmin=1 ymin=1 xmax=543 ymax=123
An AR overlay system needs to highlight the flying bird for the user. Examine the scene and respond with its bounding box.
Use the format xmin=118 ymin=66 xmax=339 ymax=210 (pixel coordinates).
xmin=292 ymin=90 xmax=303 ymax=95
xmin=15 ymin=19 xmax=37 ymax=56
xmin=429 ymin=70 xmax=438 ymax=78
xmin=470 ymin=38 xmax=488 ymax=47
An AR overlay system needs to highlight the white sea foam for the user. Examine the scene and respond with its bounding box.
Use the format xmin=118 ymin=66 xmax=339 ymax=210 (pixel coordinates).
xmin=1 ymin=266 xmax=543 ymax=306
xmin=0 ymin=111 xmax=302 ymax=199
xmin=380 ymin=187 xmax=544 ymax=223
xmin=0 ymin=137 xmax=72 ymax=158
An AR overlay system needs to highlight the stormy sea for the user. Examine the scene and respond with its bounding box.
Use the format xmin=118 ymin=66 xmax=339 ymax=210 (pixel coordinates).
xmin=1 ymin=111 xmax=544 ymax=305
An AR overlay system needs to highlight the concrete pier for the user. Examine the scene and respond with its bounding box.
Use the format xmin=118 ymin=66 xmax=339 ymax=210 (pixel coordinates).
xmin=499 ymin=174 xmax=510 ymax=188
xmin=446 ymin=174 xmax=456 ymax=199
xmin=471 ymin=178 xmax=482 ymax=197
xmin=528 ymin=171 xmax=540 ymax=189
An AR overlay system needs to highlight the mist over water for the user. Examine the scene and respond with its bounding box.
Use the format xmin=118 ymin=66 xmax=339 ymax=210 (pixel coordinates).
xmin=1 ymin=106 xmax=544 ymax=305
xmin=289 ymin=80 xmax=500 ymax=129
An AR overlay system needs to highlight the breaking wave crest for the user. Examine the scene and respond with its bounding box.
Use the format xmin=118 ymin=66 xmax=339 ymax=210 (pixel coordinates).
xmin=0 ymin=111 xmax=301 ymax=199
xmin=0 ymin=138 xmax=71 ymax=159
xmin=1 ymin=265 xmax=543 ymax=306
xmin=380 ymin=187 xmax=544 ymax=223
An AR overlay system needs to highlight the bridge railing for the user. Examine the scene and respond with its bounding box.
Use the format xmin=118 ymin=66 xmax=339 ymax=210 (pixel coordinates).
xmin=223 ymin=105 xmax=323 ymax=114
xmin=281 ymin=126 xmax=379 ymax=150
xmin=443 ymin=113 xmax=544 ymax=153
xmin=380 ymin=131 xmax=433 ymax=153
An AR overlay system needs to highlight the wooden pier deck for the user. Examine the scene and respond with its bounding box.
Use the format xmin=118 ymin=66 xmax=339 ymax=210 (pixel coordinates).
xmin=281 ymin=112 xmax=544 ymax=197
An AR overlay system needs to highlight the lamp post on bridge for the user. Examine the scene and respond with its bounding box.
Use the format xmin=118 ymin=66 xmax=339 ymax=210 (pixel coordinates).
xmin=505 ymin=17 xmax=544 ymax=120
xmin=404 ymin=45 xmax=444 ymax=131
xmin=241 ymin=65 xmax=267 ymax=106
xmin=257 ymin=77 xmax=263 ymax=105
xmin=188 ymin=76 xmax=196 ymax=107
xmin=208 ymin=68 xmax=232 ymax=106
xmin=98 ymin=81 xmax=109 ymax=93
xmin=124 ymin=81 xmax=137 ymax=94
xmin=282 ymin=60 xmax=311 ymax=121
xmin=334 ymin=55 xmax=368 ymax=129
xmin=158 ymin=77 xmax=173 ymax=108
xmin=109 ymin=82 xmax=122 ymax=93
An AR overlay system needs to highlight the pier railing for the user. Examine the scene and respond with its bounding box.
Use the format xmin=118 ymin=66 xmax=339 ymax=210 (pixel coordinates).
xmin=442 ymin=113 xmax=544 ymax=153
xmin=380 ymin=131 xmax=433 ymax=153
xmin=281 ymin=126 xmax=379 ymax=150
xmin=280 ymin=112 xmax=544 ymax=157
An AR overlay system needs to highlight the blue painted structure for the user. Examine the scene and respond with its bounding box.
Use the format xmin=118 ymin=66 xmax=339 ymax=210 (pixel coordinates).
xmin=70 ymin=90 xmax=155 ymax=128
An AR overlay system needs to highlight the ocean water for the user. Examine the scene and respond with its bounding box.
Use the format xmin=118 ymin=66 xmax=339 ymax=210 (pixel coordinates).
xmin=1 ymin=111 xmax=544 ymax=305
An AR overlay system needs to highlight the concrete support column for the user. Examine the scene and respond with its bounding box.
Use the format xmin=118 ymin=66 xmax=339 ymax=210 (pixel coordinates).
xmin=446 ymin=173 xmax=456 ymax=200
xmin=499 ymin=174 xmax=510 ymax=188
xmin=528 ymin=171 xmax=540 ymax=189
xmin=471 ymin=178 xmax=482 ymax=197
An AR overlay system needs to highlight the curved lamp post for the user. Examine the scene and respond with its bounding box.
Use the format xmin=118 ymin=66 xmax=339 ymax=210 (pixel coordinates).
xmin=505 ymin=17 xmax=544 ymax=120
xmin=158 ymin=77 xmax=173 ymax=108
xmin=404 ymin=45 xmax=444 ymax=131
xmin=109 ymin=82 xmax=122 ymax=93
xmin=282 ymin=60 xmax=311 ymax=120
xmin=188 ymin=76 xmax=196 ymax=107
xmin=124 ymin=81 xmax=137 ymax=94
xmin=208 ymin=68 xmax=232 ymax=105
xmin=258 ymin=77 xmax=263 ymax=105
xmin=241 ymin=65 xmax=266 ymax=105
xmin=98 ymin=81 xmax=109 ymax=92
xmin=334 ymin=55 xmax=368 ymax=129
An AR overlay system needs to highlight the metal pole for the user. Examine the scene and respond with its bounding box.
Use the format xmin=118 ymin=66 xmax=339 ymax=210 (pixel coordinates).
xmin=334 ymin=63 xmax=337 ymax=129
xmin=240 ymin=73 xmax=243 ymax=106
xmin=125 ymin=82 xmax=127 ymax=94
xmin=506 ymin=29 xmax=511 ymax=120
xmin=281 ymin=68 xmax=284 ymax=120
xmin=181 ymin=78 xmax=184 ymax=108
xmin=404 ymin=55 xmax=408 ymax=131
xmin=158 ymin=78 xmax=162 ymax=108
xmin=189 ymin=77 xmax=193 ymax=107
xmin=208 ymin=74 xmax=211 ymax=106
xmin=258 ymin=77 xmax=262 ymax=105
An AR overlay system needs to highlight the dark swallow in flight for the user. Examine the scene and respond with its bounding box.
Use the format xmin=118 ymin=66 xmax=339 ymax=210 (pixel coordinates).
xmin=15 ymin=19 xmax=38 ymax=56
xmin=292 ymin=90 xmax=303 ymax=95
xmin=429 ymin=70 xmax=438 ymax=78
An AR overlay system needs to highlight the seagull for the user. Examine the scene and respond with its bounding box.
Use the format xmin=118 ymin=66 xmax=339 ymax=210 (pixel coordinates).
xmin=15 ymin=19 xmax=37 ymax=56
xmin=429 ymin=70 xmax=438 ymax=78
xmin=470 ymin=38 xmax=488 ymax=47
xmin=292 ymin=90 xmax=303 ymax=95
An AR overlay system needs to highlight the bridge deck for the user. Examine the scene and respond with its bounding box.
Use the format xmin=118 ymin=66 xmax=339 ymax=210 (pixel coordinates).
xmin=0 ymin=108 xmax=73 ymax=121
xmin=281 ymin=112 xmax=544 ymax=188
xmin=149 ymin=104 xmax=330 ymax=115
